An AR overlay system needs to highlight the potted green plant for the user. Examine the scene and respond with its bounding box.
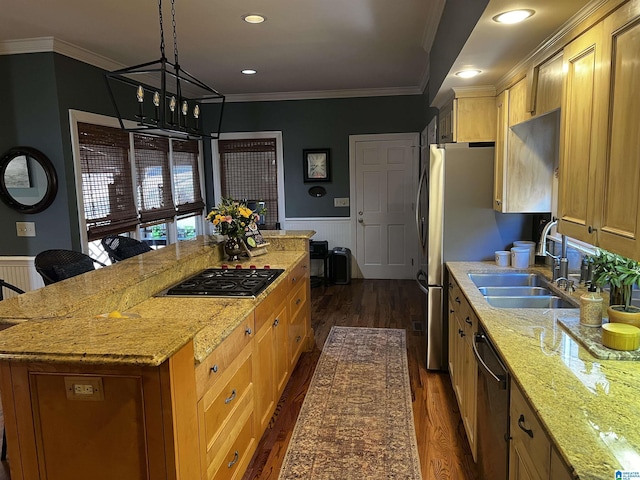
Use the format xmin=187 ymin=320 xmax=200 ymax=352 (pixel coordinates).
xmin=590 ymin=248 xmax=640 ymax=327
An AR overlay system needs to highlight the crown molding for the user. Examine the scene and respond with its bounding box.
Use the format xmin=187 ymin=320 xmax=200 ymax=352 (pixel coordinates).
xmin=225 ymin=86 xmax=423 ymax=103
xmin=421 ymin=0 xmax=446 ymax=53
xmin=0 ymin=36 xmax=126 ymax=72
xmin=451 ymin=85 xmax=496 ymax=98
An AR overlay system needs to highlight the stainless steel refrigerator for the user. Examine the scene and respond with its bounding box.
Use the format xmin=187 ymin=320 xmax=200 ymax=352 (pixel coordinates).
xmin=416 ymin=143 xmax=530 ymax=370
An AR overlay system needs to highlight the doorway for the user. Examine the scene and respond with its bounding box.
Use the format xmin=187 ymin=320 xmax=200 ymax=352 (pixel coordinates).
xmin=349 ymin=133 xmax=419 ymax=279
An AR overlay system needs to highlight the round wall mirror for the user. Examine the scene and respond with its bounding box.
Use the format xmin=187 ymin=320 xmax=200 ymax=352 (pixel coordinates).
xmin=0 ymin=147 xmax=58 ymax=214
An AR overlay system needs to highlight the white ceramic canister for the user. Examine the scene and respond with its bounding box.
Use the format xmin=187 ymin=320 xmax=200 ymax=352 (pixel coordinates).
xmin=495 ymin=250 xmax=510 ymax=267
xmin=511 ymin=247 xmax=530 ymax=269
xmin=514 ymin=241 xmax=536 ymax=266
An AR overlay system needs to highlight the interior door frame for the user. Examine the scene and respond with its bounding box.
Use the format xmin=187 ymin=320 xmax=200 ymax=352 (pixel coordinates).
xmin=348 ymin=132 xmax=420 ymax=278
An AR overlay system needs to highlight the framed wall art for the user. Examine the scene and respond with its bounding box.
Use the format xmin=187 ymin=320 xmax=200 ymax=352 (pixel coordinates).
xmin=303 ymin=148 xmax=331 ymax=182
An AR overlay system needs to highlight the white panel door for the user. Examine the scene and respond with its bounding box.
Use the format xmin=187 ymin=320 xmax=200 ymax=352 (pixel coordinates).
xmin=351 ymin=134 xmax=418 ymax=279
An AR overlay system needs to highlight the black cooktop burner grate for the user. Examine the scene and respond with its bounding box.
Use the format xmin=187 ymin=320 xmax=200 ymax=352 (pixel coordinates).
xmin=162 ymin=268 xmax=284 ymax=298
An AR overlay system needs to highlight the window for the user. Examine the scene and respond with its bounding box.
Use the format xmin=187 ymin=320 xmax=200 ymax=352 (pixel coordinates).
xmin=71 ymin=111 xmax=206 ymax=259
xmin=213 ymin=132 xmax=285 ymax=230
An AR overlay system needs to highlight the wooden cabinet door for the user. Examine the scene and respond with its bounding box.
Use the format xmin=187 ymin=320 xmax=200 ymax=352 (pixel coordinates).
xmin=558 ymin=23 xmax=605 ymax=244
xmin=273 ymin=302 xmax=289 ymax=398
xmin=494 ymin=90 xmax=508 ymax=212
xmin=461 ymin=333 xmax=477 ymax=460
xmin=598 ymin=1 xmax=640 ymax=260
xmin=527 ymin=52 xmax=563 ymax=117
xmin=508 ymin=78 xmax=532 ymax=127
xmin=254 ymin=316 xmax=276 ymax=432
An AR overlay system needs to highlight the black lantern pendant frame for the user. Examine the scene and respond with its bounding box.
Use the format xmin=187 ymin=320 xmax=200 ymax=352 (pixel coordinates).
xmin=105 ymin=0 xmax=225 ymax=140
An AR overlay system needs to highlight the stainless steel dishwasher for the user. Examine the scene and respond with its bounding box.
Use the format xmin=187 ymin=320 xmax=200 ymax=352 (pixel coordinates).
xmin=473 ymin=326 xmax=510 ymax=480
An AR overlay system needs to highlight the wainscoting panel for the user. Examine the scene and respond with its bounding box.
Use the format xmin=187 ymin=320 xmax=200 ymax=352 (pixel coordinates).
xmin=283 ymin=218 xmax=358 ymax=278
xmin=0 ymin=257 xmax=44 ymax=297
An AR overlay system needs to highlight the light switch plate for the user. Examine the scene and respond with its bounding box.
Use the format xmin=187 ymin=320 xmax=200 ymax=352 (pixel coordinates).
xmin=16 ymin=222 xmax=36 ymax=237
xmin=334 ymin=198 xmax=349 ymax=207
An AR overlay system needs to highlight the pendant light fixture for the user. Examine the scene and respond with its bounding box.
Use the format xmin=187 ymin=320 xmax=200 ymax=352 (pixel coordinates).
xmin=105 ymin=0 xmax=225 ymax=140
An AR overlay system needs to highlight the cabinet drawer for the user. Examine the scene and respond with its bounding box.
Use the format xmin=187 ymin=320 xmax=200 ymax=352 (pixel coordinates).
xmin=510 ymin=381 xmax=551 ymax=479
xmin=201 ymin=350 xmax=252 ymax=448
xmin=209 ymin=409 xmax=255 ymax=480
xmin=255 ymin=276 xmax=288 ymax=331
xmin=289 ymin=257 xmax=309 ymax=289
xmin=289 ymin=279 xmax=308 ymax=320
xmin=195 ymin=313 xmax=255 ymax=400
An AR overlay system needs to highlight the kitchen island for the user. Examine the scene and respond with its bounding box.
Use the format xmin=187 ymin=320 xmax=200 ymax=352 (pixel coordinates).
xmin=0 ymin=231 xmax=314 ymax=480
xmin=447 ymin=261 xmax=640 ymax=480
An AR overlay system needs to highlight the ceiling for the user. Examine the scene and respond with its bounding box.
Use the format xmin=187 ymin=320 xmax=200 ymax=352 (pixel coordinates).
xmin=0 ymin=0 xmax=591 ymax=103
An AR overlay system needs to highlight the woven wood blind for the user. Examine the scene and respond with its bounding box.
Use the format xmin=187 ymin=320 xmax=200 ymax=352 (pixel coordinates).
xmin=218 ymin=138 xmax=279 ymax=228
xmin=77 ymin=122 xmax=138 ymax=241
xmin=134 ymin=134 xmax=176 ymax=224
xmin=172 ymin=139 xmax=205 ymax=215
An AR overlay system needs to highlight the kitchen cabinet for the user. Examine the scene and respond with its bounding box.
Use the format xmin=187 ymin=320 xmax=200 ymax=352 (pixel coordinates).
xmin=447 ymin=274 xmax=477 ymax=459
xmin=254 ymin=278 xmax=289 ymax=433
xmin=494 ymin=77 xmax=557 ymax=213
xmin=438 ymin=89 xmax=497 ymax=143
xmin=196 ymin=313 xmax=257 ymax=480
xmin=509 ymin=380 xmax=573 ymax=480
xmin=526 ymin=52 xmax=563 ymax=117
xmin=559 ymin=0 xmax=640 ymax=261
xmin=288 ymin=256 xmax=310 ymax=368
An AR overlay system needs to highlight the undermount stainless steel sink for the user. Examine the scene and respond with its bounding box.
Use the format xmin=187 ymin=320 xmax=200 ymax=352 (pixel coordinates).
xmin=469 ymin=273 xmax=549 ymax=287
xmin=478 ymin=286 xmax=552 ymax=296
xmin=484 ymin=295 xmax=576 ymax=309
xmin=469 ymin=272 xmax=577 ymax=309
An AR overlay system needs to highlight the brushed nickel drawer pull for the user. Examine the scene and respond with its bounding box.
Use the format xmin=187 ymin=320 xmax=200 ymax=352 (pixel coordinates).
xmin=465 ymin=317 xmax=472 ymax=326
xmin=273 ymin=318 xmax=280 ymax=327
xmin=228 ymin=451 xmax=239 ymax=468
xmin=455 ymin=297 xmax=461 ymax=304
xmin=210 ymin=364 xmax=219 ymax=374
xmin=517 ymin=414 xmax=534 ymax=438
xmin=225 ymin=389 xmax=237 ymax=404
xmin=458 ymin=329 xmax=465 ymax=337
xmin=245 ymin=327 xmax=252 ymax=335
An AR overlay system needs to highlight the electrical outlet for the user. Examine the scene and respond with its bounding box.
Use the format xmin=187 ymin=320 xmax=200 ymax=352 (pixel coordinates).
xmin=334 ymin=197 xmax=349 ymax=207
xmin=64 ymin=376 xmax=104 ymax=401
xmin=16 ymin=221 xmax=36 ymax=237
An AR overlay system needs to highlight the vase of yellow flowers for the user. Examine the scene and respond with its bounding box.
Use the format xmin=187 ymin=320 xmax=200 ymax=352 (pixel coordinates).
xmin=207 ymin=198 xmax=260 ymax=260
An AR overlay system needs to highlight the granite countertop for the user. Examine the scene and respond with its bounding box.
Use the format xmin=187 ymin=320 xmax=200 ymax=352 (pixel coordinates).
xmin=0 ymin=231 xmax=314 ymax=367
xmin=447 ymin=261 xmax=640 ymax=480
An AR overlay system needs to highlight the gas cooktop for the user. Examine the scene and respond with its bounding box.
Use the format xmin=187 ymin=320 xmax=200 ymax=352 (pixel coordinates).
xmin=158 ymin=268 xmax=284 ymax=298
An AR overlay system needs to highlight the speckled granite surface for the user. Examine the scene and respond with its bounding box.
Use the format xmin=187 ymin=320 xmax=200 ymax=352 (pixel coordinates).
xmin=447 ymin=261 xmax=640 ymax=480
xmin=0 ymin=232 xmax=314 ymax=366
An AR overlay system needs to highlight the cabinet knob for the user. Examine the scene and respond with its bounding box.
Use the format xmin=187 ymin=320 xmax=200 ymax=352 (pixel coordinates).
xmin=458 ymin=329 xmax=465 ymax=337
xmin=210 ymin=364 xmax=219 ymax=374
xmin=465 ymin=317 xmax=472 ymax=326
xmin=245 ymin=327 xmax=252 ymax=335
xmin=296 ymin=335 xmax=302 ymax=343
xmin=588 ymin=225 xmax=597 ymax=234
xmin=296 ymin=298 xmax=301 ymax=305
xmin=449 ymin=308 xmax=455 ymax=314
xmin=455 ymin=297 xmax=461 ymax=304
xmin=495 ymin=199 xmax=501 ymax=206
xmin=273 ymin=318 xmax=280 ymax=327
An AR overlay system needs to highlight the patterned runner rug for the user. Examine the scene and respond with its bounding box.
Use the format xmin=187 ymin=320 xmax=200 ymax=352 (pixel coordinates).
xmin=278 ymin=326 xmax=422 ymax=479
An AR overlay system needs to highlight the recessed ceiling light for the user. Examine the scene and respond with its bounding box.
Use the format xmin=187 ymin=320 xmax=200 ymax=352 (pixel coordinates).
xmin=242 ymin=69 xmax=257 ymax=75
xmin=243 ymin=14 xmax=266 ymax=24
xmin=492 ymin=9 xmax=535 ymax=24
xmin=455 ymin=69 xmax=481 ymax=79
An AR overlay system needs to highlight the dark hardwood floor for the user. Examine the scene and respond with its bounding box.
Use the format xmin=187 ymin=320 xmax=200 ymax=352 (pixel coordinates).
xmin=243 ymin=278 xmax=479 ymax=480
xmin=0 ymin=279 xmax=478 ymax=480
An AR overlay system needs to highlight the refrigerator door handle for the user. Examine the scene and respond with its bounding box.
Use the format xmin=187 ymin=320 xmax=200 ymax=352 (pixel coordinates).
xmin=416 ymin=269 xmax=429 ymax=295
xmin=415 ymin=166 xmax=427 ymax=248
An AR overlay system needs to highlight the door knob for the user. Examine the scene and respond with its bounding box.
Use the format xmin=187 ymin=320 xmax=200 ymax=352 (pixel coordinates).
xmin=358 ymin=218 xmax=363 ymax=223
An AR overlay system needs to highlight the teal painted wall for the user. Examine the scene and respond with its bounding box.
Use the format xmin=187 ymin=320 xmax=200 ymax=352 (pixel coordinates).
xmin=203 ymin=95 xmax=426 ymax=218
xmin=1 ymin=53 xmax=433 ymax=255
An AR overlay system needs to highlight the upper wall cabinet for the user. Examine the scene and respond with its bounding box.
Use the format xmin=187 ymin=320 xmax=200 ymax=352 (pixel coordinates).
xmin=559 ymin=0 xmax=640 ymax=260
xmin=494 ymin=77 xmax=557 ymax=213
xmin=438 ymin=88 xmax=497 ymax=143
xmin=526 ymin=52 xmax=564 ymax=118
